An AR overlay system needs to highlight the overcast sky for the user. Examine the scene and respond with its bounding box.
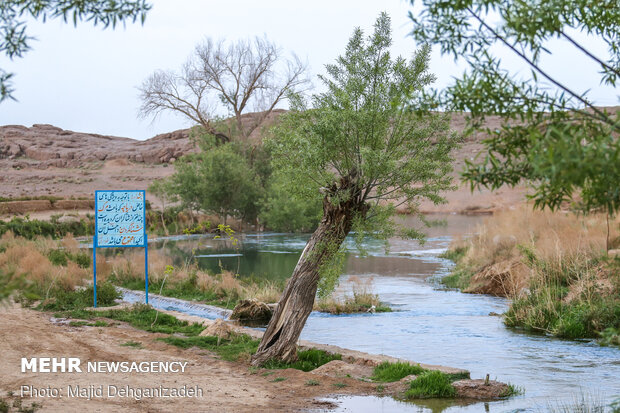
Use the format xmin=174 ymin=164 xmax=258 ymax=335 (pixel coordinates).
xmin=0 ymin=0 xmax=617 ymax=140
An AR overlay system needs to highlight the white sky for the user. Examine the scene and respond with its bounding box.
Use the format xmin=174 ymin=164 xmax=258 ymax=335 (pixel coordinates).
xmin=0 ymin=0 xmax=617 ymax=140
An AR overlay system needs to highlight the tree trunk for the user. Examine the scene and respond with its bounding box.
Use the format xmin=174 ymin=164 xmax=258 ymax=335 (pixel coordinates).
xmin=160 ymin=201 xmax=169 ymax=237
xmin=251 ymin=186 xmax=366 ymax=365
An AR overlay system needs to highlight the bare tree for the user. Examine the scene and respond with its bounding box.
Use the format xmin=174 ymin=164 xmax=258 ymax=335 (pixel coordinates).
xmin=139 ymin=36 xmax=308 ymax=143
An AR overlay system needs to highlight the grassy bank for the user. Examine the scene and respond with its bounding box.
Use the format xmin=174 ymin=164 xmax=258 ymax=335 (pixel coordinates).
xmin=0 ymin=231 xmax=389 ymax=315
xmin=440 ymin=207 xmax=620 ymax=344
xmin=26 ymin=281 xmax=343 ymax=373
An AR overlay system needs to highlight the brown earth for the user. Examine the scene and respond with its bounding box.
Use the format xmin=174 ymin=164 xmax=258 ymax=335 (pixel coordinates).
xmin=0 ymin=304 xmax=375 ymax=412
xmin=0 ymin=110 xmax=533 ymax=217
xmin=0 ymin=303 xmax=509 ymax=412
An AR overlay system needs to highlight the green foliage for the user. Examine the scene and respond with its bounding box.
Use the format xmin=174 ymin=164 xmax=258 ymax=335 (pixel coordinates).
xmin=39 ymin=282 xmax=120 ymax=311
xmin=404 ymin=371 xmax=456 ymax=399
xmin=47 ymin=249 xmax=68 ymax=266
xmin=1 ymin=0 xmax=151 ymax=102
xmin=263 ymin=349 xmax=342 ymax=372
xmin=160 ymin=333 xmax=259 ymax=361
xmin=439 ymin=246 xmax=468 ymax=263
xmin=371 ymin=361 xmax=426 ymax=383
xmin=260 ymin=173 xmax=322 ymax=232
xmin=305 ymin=379 xmax=320 ymax=386
xmin=409 ymin=0 xmax=620 ymax=216
xmin=599 ymin=327 xmax=620 ymax=347
xmin=0 ymin=216 xmax=94 ymax=239
xmin=316 ymin=243 xmax=347 ymax=298
xmin=47 ymin=249 xmax=91 ymax=268
xmin=267 ymin=13 xmax=459 ymax=296
xmin=440 ymin=267 xmax=475 ymax=290
xmin=165 ymin=140 xmax=263 ymax=224
xmin=96 ymin=304 xmax=204 ymax=336
xmin=505 ymin=285 xmax=620 ymax=339
xmin=500 ymin=383 xmax=525 ymax=398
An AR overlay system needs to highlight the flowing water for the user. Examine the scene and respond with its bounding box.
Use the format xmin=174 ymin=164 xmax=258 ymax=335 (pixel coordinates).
xmin=128 ymin=215 xmax=620 ymax=412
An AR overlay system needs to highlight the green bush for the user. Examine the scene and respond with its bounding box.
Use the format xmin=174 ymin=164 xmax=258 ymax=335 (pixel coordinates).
xmin=48 ymin=249 xmax=68 ymax=266
xmin=47 ymin=249 xmax=91 ymax=268
xmin=405 ymin=371 xmax=456 ymax=399
xmin=0 ymin=217 xmax=94 ymax=239
xmin=39 ymin=282 xmax=120 ymax=311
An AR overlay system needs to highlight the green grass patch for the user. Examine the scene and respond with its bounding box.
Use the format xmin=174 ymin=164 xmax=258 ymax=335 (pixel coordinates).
xmin=333 ymin=382 xmax=347 ymax=389
xmin=439 ymin=246 xmax=468 ymax=262
xmin=120 ymin=341 xmax=143 ymax=349
xmin=96 ymin=304 xmax=204 ymax=336
xmin=371 ymin=361 xmax=426 ymax=383
xmin=446 ymin=371 xmax=470 ymax=381
xmin=262 ymin=349 xmax=342 ymax=372
xmin=404 ymin=371 xmax=456 ymax=399
xmin=115 ymin=277 xmax=240 ymax=310
xmin=159 ymin=333 xmax=259 ymax=361
xmin=440 ymin=267 xmax=475 ymax=290
xmin=51 ymin=303 xmax=204 ymax=336
xmin=271 ymin=377 xmax=286 ymax=383
xmin=305 ymin=379 xmax=320 ymax=386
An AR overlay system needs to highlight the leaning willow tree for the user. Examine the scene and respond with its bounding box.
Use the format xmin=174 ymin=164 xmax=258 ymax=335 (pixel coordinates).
xmin=251 ymin=13 xmax=460 ymax=365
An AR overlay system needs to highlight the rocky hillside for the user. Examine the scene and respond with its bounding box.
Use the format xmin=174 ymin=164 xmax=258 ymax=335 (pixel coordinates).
xmin=0 ymin=124 xmax=193 ymax=168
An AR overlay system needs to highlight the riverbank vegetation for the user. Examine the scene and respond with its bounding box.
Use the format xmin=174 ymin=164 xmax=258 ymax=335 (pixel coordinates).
xmin=314 ymin=276 xmax=391 ymax=314
xmin=0 ymin=231 xmax=388 ymax=314
xmin=441 ymin=208 xmax=620 ymax=344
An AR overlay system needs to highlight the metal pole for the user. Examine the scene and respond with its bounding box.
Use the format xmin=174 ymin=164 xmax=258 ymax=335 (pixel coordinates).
xmin=93 ymin=244 xmax=97 ymax=308
xmin=145 ymin=241 xmax=149 ymax=305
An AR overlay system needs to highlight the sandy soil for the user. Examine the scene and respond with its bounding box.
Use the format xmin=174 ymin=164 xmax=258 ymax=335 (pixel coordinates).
xmin=0 ymin=305 xmax=380 ymax=413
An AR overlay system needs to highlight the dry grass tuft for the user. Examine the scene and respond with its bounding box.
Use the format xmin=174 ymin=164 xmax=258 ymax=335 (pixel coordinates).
xmin=315 ymin=276 xmax=388 ymax=313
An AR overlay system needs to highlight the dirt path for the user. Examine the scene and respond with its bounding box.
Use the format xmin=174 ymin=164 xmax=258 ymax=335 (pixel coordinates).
xmin=0 ymin=305 xmax=377 ymax=412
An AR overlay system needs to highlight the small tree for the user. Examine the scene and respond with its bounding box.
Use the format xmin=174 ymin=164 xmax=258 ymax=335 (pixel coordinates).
xmin=1 ymin=0 xmax=150 ymax=102
xmin=409 ymin=0 xmax=620 ymax=245
xmin=169 ymin=143 xmax=262 ymax=225
xmin=148 ymin=178 xmax=176 ymax=236
xmin=251 ymin=13 xmax=459 ymax=365
xmin=139 ymin=36 xmax=309 ymax=143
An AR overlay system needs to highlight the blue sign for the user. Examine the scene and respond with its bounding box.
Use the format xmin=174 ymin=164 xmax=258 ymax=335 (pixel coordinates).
xmin=95 ymin=190 xmax=146 ymax=247
xmin=93 ymin=190 xmax=148 ymax=307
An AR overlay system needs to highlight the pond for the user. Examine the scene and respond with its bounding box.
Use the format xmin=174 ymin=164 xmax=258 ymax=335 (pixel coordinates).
xmin=139 ymin=214 xmax=620 ymax=412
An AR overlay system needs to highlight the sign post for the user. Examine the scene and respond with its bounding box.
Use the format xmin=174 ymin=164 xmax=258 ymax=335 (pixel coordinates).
xmin=93 ymin=190 xmax=147 ymax=307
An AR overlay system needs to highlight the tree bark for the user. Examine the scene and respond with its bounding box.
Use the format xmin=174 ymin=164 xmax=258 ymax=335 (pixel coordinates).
xmin=251 ymin=180 xmax=366 ymax=365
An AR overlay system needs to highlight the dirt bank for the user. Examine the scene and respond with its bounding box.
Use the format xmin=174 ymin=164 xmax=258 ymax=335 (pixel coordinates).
xmin=0 ymin=305 xmax=375 ymax=412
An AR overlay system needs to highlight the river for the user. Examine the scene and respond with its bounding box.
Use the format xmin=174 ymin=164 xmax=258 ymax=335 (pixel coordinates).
xmin=132 ymin=214 xmax=620 ymax=412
